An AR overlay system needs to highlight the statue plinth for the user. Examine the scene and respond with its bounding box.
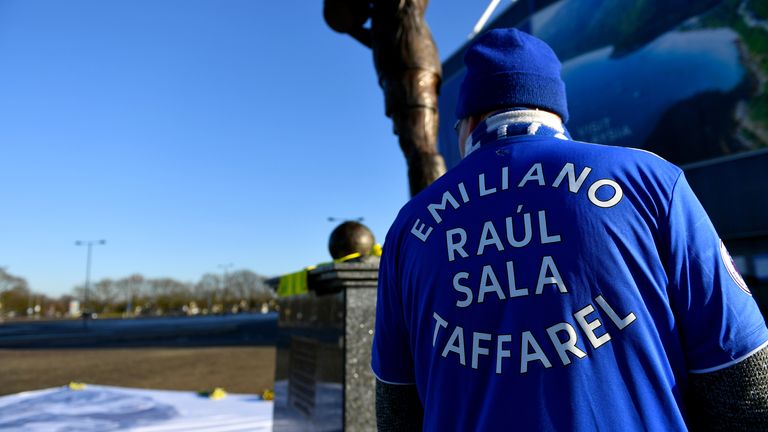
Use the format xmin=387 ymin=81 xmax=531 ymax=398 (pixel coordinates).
xmin=272 ymin=258 xmax=379 ymax=431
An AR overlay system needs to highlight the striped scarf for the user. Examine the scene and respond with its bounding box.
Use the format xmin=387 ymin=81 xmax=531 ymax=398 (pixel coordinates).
xmin=463 ymin=109 xmax=572 ymax=158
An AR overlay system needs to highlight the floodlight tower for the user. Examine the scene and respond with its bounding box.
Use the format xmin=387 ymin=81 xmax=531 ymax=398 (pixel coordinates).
xmin=75 ymin=239 xmax=106 ymax=321
xmin=218 ymin=263 xmax=234 ymax=309
xmin=327 ymin=217 xmax=364 ymax=223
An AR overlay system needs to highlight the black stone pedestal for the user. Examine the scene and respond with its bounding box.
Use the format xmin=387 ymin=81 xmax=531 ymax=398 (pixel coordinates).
xmin=272 ymin=259 xmax=379 ymax=431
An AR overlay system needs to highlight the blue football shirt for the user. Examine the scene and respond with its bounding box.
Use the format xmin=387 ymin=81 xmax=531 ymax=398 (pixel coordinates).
xmin=372 ymin=133 xmax=768 ymax=431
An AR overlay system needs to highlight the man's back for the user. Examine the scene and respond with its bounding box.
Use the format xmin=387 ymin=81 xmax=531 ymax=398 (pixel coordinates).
xmin=373 ymin=133 xmax=768 ymax=430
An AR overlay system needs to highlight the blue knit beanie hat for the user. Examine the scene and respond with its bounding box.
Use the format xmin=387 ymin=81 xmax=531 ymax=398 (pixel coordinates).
xmin=456 ymin=28 xmax=569 ymax=123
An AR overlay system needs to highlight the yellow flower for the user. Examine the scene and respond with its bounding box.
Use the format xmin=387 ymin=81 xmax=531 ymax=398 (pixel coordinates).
xmin=68 ymin=382 xmax=87 ymax=391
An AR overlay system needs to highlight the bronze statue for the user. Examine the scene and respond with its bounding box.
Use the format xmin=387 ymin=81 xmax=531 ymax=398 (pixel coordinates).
xmin=324 ymin=0 xmax=447 ymax=196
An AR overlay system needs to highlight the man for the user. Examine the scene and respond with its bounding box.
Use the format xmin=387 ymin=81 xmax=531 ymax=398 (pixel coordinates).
xmin=372 ymin=28 xmax=768 ymax=431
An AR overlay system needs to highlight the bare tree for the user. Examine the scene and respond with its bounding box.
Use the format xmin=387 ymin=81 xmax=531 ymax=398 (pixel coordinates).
xmin=114 ymin=273 xmax=146 ymax=314
xmin=63 ymin=269 xmax=274 ymax=316
xmin=0 ymin=267 xmax=31 ymax=316
xmin=227 ymin=269 xmax=273 ymax=310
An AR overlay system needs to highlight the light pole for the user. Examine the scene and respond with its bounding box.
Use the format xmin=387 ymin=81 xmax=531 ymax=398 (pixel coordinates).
xmin=218 ymin=263 xmax=233 ymax=311
xmin=0 ymin=266 xmax=6 ymax=321
xmin=327 ymin=217 xmax=364 ymax=223
xmin=75 ymin=239 xmax=106 ymax=321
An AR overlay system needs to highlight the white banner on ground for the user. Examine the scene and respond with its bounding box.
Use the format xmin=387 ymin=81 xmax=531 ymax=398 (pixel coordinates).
xmin=0 ymin=384 xmax=273 ymax=432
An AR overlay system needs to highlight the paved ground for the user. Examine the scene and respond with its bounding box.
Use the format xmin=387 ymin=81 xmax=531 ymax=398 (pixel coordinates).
xmin=0 ymin=346 xmax=275 ymax=396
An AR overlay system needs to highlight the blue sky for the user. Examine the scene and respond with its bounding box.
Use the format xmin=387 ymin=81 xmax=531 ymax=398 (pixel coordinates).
xmin=0 ymin=1 xmax=505 ymax=296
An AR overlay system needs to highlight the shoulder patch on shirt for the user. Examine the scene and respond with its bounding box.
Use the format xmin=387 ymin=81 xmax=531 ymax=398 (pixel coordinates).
xmin=720 ymin=240 xmax=750 ymax=295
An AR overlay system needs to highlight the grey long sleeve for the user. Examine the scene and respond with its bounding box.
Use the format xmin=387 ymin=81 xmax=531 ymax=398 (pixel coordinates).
xmin=376 ymin=379 xmax=423 ymax=431
xmin=686 ymin=345 xmax=768 ymax=431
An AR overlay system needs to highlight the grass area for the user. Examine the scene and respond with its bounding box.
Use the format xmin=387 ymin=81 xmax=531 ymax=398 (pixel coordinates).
xmin=696 ymin=0 xmax=768 ymax=138
xmin=749 ymin=93 xmax=768 ymax=124
xmin=0 ymin=346 xmax=275 ymax=397
xmin=735 ymin=21 xmax=768 ymax=68
xmin=751 ymin=0 xmax=768 ymax=20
